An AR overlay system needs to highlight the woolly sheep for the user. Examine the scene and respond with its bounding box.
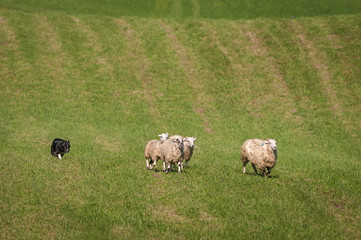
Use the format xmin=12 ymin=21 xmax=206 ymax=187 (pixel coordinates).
xmin=144 ymin=133 xmax=168 ymax=170
xmin=169 ymin=135 xmax=183 ymax=140
xmin=160 ymin=136 xmax=184 ymax=173
xmin=182 ymin=137 xmax=196 ymax=169
xmin=169 ymin=135 xmax=197 ymax=169
xmin=241 ymin=139 xmax=277 ymax=177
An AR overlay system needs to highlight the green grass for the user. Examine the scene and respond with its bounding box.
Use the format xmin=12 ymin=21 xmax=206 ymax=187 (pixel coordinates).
xmin=1 ymin=0 xmax=361 ymax=19
xmin=1 ymin=3 xmax=361 ymax=240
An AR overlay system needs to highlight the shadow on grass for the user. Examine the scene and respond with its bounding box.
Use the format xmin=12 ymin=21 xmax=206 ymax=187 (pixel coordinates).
xmin=242 ymin=172 xmax=279 ymax=179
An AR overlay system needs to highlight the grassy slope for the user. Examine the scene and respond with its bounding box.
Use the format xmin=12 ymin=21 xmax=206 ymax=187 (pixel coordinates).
xmin=0 ymin=7 xmax=361 ymax=240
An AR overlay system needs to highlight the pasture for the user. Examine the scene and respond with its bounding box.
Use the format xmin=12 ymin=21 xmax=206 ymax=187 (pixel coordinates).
xmin=0 ymin=1 xmax=361 ymax=239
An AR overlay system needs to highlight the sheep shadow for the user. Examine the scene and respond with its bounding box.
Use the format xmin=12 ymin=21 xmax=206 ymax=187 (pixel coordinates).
xmin=243 ymin=171 xmax=278 ymax=179
xmin=151 ymin=168 xmax=187 ymax=174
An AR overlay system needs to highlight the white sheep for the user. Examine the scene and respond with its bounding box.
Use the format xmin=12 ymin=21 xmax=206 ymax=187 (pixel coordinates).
xmin=182 ymin=137 xmax=196 ymax=169
xmin=241 ymin=139 xmax=277 ymax=177
xmin=169 ymin=135 xmax=183 ymax=140
xmin=160 ymin=136 xmax=184 ymax=173
xmin=169 ymin=135 xmax=197 ymax=169
xmin=144 ymin=133 xmax=168 ymax=170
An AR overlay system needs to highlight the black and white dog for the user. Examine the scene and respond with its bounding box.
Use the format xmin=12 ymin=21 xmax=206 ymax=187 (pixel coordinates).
xmin=51 ymin=138 xmax=70 ymax=159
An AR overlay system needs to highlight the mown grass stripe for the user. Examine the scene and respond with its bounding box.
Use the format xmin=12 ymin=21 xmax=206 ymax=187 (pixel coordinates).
xmin=302 ymin=16 xmax=361 ymax=142
xmin=113 ymin=17 xmax=166 ymax=133
xmin=159 ymin=21 xmax=214 ymax=134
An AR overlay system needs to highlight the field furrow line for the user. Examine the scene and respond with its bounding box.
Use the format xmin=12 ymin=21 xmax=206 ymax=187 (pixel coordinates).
xmin=113 ymin=18 xmax=165 ymax=128
xmin=289 ymin=21 xmax=355 ymax=138
xmin=160 ymin=21 xmax=213 ymax=133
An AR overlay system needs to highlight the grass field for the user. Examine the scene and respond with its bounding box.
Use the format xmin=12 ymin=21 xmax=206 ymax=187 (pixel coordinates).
xmin=1 ymin=0 xmax=361 ymax=19
xmin=1 ymin=1 xmax=361 ymax=239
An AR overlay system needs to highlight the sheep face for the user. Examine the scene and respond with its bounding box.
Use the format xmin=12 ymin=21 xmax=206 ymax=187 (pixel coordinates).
xmin=158 ymin=133 xmax=169 ymax=143
xmin=267 ymin=139 xmax=277 ymax=151
xmin=184 ymin=137 xmax=196 ymax=147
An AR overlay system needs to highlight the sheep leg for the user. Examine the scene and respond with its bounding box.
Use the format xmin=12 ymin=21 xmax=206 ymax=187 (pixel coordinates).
xmin=149 ymin=159 xmax=155 ymax=170
xmin=146 ymin=159 xmax=150 ymax=169
xmin=251 ymin=163 xmax=258 ymax=175
xmin=181 ymin=160 xmax=186 ymax=170
xmin=162 ymin=161 xmax=166 ymax=172
xmin=57 ymin=154 xmax=62 ymax=160
xmin=266 ymin=167 xmax=272 ymax=176
xmin=242 ymin=162 xmax=247 ymax=174
xmin=166 ymin=163 xmax=172 ymax=173
xmin=178 ymin=162 xmax=182 ymax=173
xmin=150 ymin=157 xmax=158 ymax=170
xmin=149 ymin=163 xmax=154 ymax=170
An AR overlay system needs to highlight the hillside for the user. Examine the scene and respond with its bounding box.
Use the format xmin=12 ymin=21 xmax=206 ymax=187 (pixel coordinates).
xmin=0 ymin=7 xmax=361 ymax=239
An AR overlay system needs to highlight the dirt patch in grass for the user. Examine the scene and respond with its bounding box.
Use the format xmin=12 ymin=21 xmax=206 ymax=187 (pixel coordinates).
xmin=152 ymin=205 xmax=188 ymax=223
xmin=95 ymin=135 xmax=121 ymax=152
xmin=199 ymin=210 xmax=216 ymax=222
xmin=111 ymin=224 xmax=136 ymax=239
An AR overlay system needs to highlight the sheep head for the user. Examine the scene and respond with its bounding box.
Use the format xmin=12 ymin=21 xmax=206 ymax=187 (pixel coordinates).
xmin=183 ymin=137 xmax=197 ymax=148
xmin=265 ymin=139 xmax=277 ymax=151
xmin=158 ymin=133 xmax=169 ymax=143
xmin=173 ymin=136 xmax=183 ymax=143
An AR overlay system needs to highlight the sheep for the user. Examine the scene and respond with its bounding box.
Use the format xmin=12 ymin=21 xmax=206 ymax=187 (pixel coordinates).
xmin=144 ymin=133 xmax=168 ymax=170
xmin=182 ymin=137 xmax=196 ymax=169
xmin=169 ymin=135 xmax=197 ymax=169
xmin=241 ymin=138 xmax=277 ymax=177
xmin=169 ymin=135 xmax=183 ymax=140
xmin=160 ymin=136 xmax=184 ymax=173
